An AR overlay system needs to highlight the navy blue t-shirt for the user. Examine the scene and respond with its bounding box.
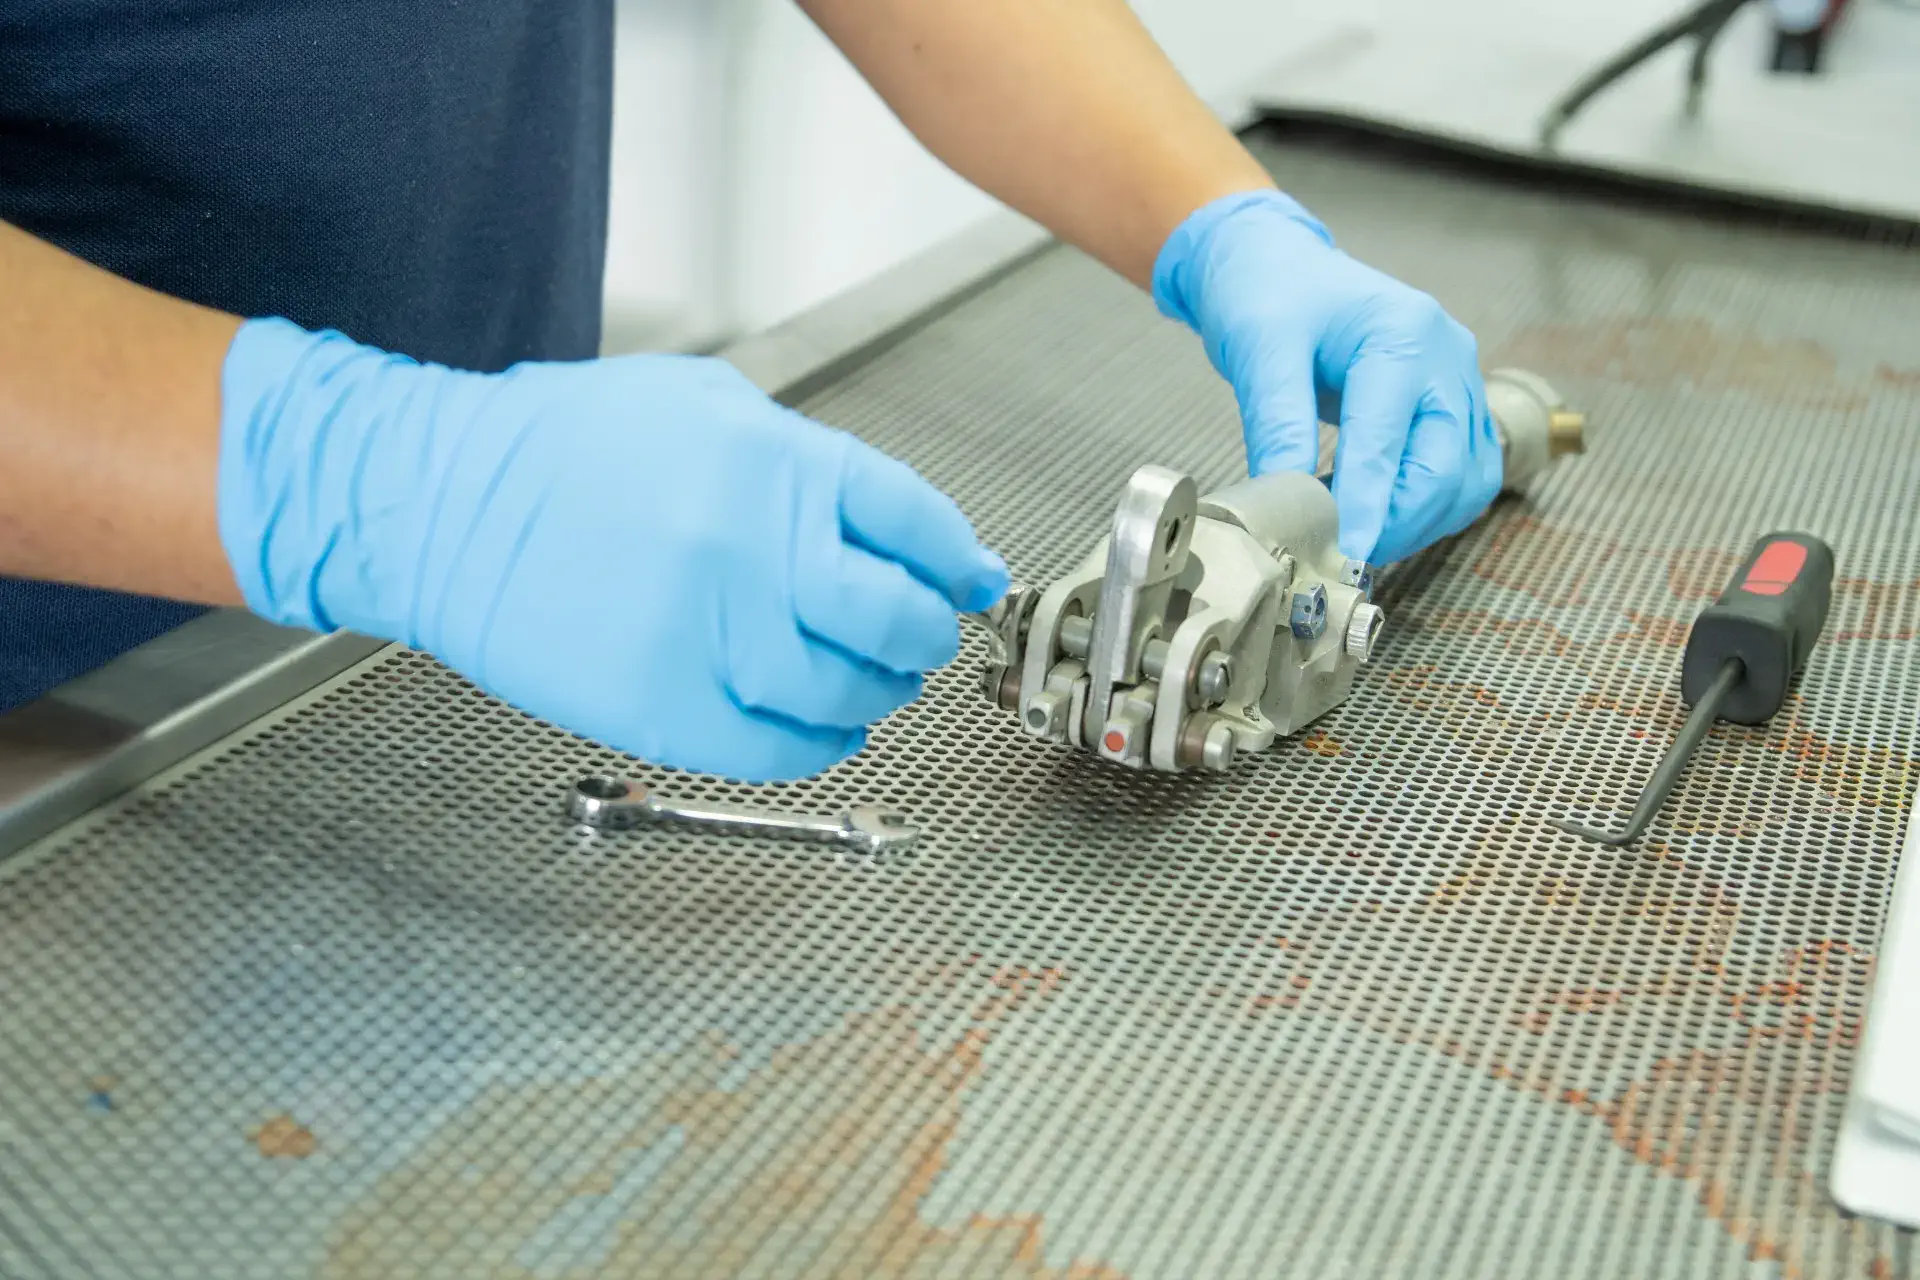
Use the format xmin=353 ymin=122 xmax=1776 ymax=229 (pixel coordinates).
xmin=0 ymin=0 xmax=615 ymax=709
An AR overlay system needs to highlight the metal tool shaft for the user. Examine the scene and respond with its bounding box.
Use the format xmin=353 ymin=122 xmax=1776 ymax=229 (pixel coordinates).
xmin=569 ymin=776 xmax=920 ymax=856
xmin=1557 ymin=659 xmax=1743 ymax=847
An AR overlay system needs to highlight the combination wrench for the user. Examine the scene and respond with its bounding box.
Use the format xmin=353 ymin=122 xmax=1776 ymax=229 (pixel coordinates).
xmin=567 ymin=775 xmax=921 ymax=857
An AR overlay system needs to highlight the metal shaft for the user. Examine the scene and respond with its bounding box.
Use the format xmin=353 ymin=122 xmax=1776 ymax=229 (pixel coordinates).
xmin=568 ymin=776 xmax=920 ymax=855
xmin=1557 ymin=659 xmax=1743 ymax=847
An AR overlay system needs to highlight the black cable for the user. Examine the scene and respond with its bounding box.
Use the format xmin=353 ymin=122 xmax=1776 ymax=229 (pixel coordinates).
xmin=1686 ymin=0 xmax=1751 ymax=110
xmin=1540 ymin=0 xmax=1754 ymax=150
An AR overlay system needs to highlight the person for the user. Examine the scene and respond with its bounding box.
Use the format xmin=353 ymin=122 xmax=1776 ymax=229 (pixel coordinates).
xmin=0 ymin=0 xmax=1500 ymax=782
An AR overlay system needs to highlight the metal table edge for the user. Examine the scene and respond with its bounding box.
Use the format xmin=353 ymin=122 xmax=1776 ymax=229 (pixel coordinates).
xmin=0 ymin=617 xmax=389 ymax=864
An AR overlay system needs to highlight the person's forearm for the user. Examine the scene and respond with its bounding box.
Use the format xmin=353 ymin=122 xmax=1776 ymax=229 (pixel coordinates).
xmin=0 ymin=221 xmax=243 ymax=604
xmin=796 ymin=0 xmax=1276 ymax=289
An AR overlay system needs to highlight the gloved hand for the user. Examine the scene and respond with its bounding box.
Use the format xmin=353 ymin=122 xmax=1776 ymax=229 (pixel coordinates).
xmin=1152 ymin=189 xmax=1502 ymax=566
xmin=218 ymin=319 xmax=1008 ymax=782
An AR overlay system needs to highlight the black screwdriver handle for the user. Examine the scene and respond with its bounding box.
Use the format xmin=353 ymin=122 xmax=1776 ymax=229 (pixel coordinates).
xmin=1680 ymin=532 xmax=1834 ymax=725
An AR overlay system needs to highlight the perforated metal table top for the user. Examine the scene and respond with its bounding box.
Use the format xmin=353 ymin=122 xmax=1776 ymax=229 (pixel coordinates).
xmin=4 ymin=126 xmax=1919 ymax=1279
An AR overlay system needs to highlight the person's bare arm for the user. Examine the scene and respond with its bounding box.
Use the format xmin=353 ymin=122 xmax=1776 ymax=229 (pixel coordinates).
xmin=0 ymin=220 xmax=243 ymax=603
xmin=794 ymin=0 xmax=1277 ymax=289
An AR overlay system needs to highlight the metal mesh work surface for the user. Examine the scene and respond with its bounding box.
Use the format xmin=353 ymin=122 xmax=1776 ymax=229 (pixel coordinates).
xmin=5 ymin=127 xmax=1920 ymax=1279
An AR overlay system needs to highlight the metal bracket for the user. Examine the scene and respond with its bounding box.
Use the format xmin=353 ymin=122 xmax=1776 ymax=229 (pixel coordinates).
xmin=1082 ymin=466 xmax=1198 ymax=762
xmin=976 ymin=369 xmax=1585 ymax=774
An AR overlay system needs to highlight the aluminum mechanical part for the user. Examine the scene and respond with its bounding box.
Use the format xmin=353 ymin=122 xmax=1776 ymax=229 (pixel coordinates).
xmin=1345 ymin=602 xmax=1386 ymax=662
xmin=981 ymin=367 xmax=1584 ymax=773
xmin=1001 ymin=466 xmax=1364 ymax=773
xmin=1339 ymin=558 xmax=1376 ymax=599
xmin=1195 ymin=650 xmax=1234 ymax=705
xmin=1290 ymin=586 xmax=1329 ymax=640
xmin=1487 ymin=367 xmax=1586 ymax=493
xmin=568 ymin=776 xmax=920 ymax=857
xmin=1176 ymin=714 xmax=1239 ymax=771
xmin=1044 ymin=615 xmax=1233 ymax=708
xmin=1081 ymin=467 xmax=1198 ymax=763
xmin=964 ymin=584 xmax=1035 ymax=711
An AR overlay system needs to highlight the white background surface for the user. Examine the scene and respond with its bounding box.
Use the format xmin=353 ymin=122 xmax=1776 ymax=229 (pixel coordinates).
xmin=1247 ymin=0 xmax=1920 ymax=225
xmin=1833 ymin=805 xmax=1920 ymax=1227
xmin=599 ymin=0 xmax=1918 ymax=352
xmin=599 ymin=0 xmax=1364 ymax=350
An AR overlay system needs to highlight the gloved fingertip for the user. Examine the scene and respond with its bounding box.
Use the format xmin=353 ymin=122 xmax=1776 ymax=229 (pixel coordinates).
xmin=1333 ymin=495 xmax=1388 ymax=567
xmin=1337 ymin=531 xmax=1381 ymax=564
xmin=958 ymin=550 xmax=1011 ymax=613
xmin=916 ymin=620 xmax=962 ymax=676
xmin=1248 ymin=440 xmax=1322 ymax=478
xmin=761 ymin=727 xmax=867 ymax=784
xmin=1374 ymin=498 xmax=1462 ymax=565
xmin=835 ymin=728 xmax=869 ymax=772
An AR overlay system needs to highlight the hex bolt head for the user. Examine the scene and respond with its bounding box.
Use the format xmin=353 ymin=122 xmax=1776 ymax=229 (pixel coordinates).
xmin=1290 ymin=585 xmax=1328 ymax=640
xmin=1339 ymin=558 xmax=1375 ymax=599
xmin=1022 ymin=692 xmax=1068 ymax=739
xmin=1100 ymin=703 xmax=1152 ymax=765
xmin=1345 ymin=602 xmax=1386 ymax=662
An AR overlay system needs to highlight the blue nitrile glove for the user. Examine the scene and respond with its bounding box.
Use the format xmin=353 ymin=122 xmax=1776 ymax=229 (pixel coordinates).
xmin=218 ymin=319 xmax=1008 ymax=782
xmin=1153 ymin=189 xmax=1503 ymax=566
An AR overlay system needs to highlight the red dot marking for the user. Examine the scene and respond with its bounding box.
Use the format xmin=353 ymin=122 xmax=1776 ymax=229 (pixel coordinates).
xmin=1742 ymin=540 xmax=1807 ymax=597
xmin=1104 ymin=731 xmax=1127 ymax=753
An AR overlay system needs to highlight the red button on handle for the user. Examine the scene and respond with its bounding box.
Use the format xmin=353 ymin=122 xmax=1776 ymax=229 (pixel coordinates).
xmin=1741 ymin=539 xmax=1808 ymax=597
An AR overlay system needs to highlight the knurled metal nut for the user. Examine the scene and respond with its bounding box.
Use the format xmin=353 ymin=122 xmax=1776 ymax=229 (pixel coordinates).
xmin=1345 ymin=602 xmax=1385 ymax=662
xmin=1290 ymin=586 xmax=1328 ymax=640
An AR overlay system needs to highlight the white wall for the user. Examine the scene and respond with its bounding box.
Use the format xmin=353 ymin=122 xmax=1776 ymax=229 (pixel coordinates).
xmin=601 ymin=0 xmax=1332 ymax=350
xmin=602 ymin=0 xmax=728 ymax=351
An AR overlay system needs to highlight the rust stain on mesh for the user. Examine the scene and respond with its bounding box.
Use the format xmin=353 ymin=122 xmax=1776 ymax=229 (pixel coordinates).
xmin=250 ymin=1114 xmax=320 ymax=1160
xmin=324 ymin=967 xmax=1119 ymax=1280
xmin=1235 ymin=812 xmax=1888 ymax=1278
xmin=1490 ymin=316 xmax=1908 ymax=411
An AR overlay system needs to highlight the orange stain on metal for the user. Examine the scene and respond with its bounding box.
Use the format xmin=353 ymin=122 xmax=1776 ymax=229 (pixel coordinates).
xmin=1442 ymin=526 xmax=1919 ymax=650
xmin=1240 ymin=933 xmax=1873 ymax=1276
xmin=1610 ymin=611 xmax=1693 ymax=650
xmin=1493 ymin=317 xmax=1869 ymax=411
xmin=1300 ymin=730 xmax=1344 ymax=758
xmin=1591 ymin=1036 xmax=1866 ymax=1279
xmin=1877 ymin=364 xmax=1920 ymax=392
xmin=324 ymin=970 xmax=1117 ymax=1280
xmin=1665 ymin=548 xmax=1749 ymax=603
xmin=1829 ymin=577 xmax=1920 ymax=642
xmin=1379 ymin=665 xmax=1566 ymax=764
xmin=1570 ymin=683 xmax=1919 ymax=813
xmin=250 ymin=1114 xmax=318 ymax=1160
xmin=1469 ymin=516 xmax=1618 ymax=608
xmin=1218 ymin=796 xmax=1906 ymax=1273
xmin=1763 ymin=704 xmax=1920 ymax=809
xmin=974 ymin=966 xmax=1068 ymax=1023
xmin=1421 ymin=609 xmax=1579 ymax=658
